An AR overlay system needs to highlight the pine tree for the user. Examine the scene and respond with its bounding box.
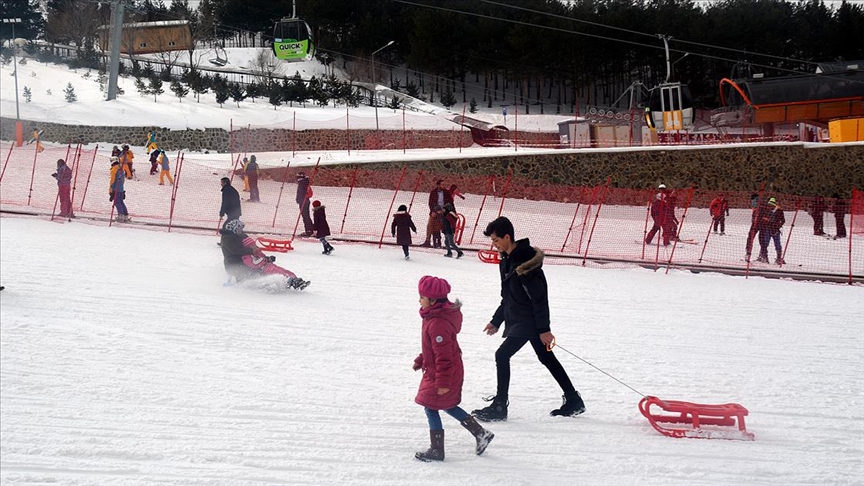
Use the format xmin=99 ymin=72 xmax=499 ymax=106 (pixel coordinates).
xmin=23 ymin=86 xmax=32 ymax=102
xmin=268 ymin=83 xmax=282 ymax=110
xmin=246 ymin=82 xmax=260 ymax=103
xmin=135 ymin=77 xmax=149 ymax=97
xmin=229 ymin=83 xmax=245 ymax=107
xmin=170 ymin=80 xmax=189 ymax=102
xmin=64 ymin=83 xmax=77 ymax=102
xmin=214 ymin=82 xmax=229 ymax=107
xmin=149 ymin=77 xmax=164 ymax=102
xmin=387 ymin=95 xmax=402 ymax=110
xmin=469 ymin=98 xmax=478 ymax=114
xmin=440 ymin=90 xmax=457 ymax=109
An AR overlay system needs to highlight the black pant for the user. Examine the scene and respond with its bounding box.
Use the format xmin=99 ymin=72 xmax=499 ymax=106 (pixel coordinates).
xmin=401 ymin=244 xmax=410 ymax=257
xmin=495 ymin=335 xmax=575 ymax=400
xmin=713 ymin=216 xmax=725 ymax=233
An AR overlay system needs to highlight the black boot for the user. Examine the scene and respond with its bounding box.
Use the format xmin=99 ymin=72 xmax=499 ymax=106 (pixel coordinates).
xmin=550 ymin=391 xmax=585 ymax=417
xmin=472 ymin=396 xmax=508 ymax=422
xmin=415 ymin=430 xmax=444 ymax=462
xmin=460 ymin=416 xmax=494 ymax=455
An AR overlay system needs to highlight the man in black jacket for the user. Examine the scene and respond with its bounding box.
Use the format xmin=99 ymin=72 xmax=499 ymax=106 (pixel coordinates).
xmin=295 ymin=172 xmax=314 ymax=236
xmin=220 ymin=177 xmax=241 ymax=223
xmin=472 ymin=216 xmax=585 ymax=422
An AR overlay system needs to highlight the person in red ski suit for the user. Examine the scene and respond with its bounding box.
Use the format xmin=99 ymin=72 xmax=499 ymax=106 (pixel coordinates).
xmin=413 ymin=276 xmax=493 ymax=462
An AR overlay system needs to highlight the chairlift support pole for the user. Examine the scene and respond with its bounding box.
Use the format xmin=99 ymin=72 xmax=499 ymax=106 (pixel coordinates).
xmin=106 ymin=0 xmax=125 ymax=101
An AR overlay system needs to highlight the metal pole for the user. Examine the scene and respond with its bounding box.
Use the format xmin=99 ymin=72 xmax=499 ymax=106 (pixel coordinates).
xmin=2 ymin=19 xmax=22 ymax=121
xmin=107 ymin=1 xmax=124 ymax=101
xmin=371 ymin=41 xmax=394 ymax=130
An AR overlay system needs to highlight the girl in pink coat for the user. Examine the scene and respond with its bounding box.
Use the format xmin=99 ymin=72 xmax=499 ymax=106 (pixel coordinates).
xmin=413 ymin=276 xmax=494 ymax=462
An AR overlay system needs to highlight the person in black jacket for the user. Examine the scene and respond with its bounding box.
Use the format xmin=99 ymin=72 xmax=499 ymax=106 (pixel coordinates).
xmin=219 ymin=177 xmax=241 ymax=223
xmin=296 ymin=171 xmax=314 ymax=236
xmin=472 ymin=216 xmax=585 ymax=422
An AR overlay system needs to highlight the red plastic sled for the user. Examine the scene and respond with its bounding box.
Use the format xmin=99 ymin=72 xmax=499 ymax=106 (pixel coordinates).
xmin=478 ymin=250 xmax=500 ymax=264
xmin=638 ymin=395 xmax=754 ymax=441
xmin=256 ymin=237 xmax=293 ymax=252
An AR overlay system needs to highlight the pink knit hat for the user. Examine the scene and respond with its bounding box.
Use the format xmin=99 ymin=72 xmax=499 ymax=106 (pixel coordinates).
xmin=418 ymin=275 xmax=451 ymax=300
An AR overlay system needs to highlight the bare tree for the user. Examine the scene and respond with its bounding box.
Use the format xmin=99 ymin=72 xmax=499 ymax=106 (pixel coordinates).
xmin=45 ymin=0 xmax=104 ymax=58
xmin=151 ymin=26 xmax=186 ymax=72
xmin=250 ymin=49 xmax=283 ymax=85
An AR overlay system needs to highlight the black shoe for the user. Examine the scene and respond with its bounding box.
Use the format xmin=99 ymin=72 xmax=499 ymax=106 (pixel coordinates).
xmin=551 ymin=391 xmax=585 ymax=417
xmin=456 ymin=252 xmax=464 ymax=259
xmin=287 ymin=278 xmax=310 ymax=290
xmin=471 ymin=396 xmax=508 ymax=422
xmin=444 ymin=253 xmax=453 ymax=258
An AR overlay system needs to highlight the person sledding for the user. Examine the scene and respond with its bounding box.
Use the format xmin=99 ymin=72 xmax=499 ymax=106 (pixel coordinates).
xmin=219 ymin=219 xmax=310 ymax=290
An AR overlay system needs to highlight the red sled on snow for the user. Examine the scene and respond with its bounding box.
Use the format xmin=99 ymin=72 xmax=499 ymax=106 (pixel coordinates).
xmin=256 ymin=237 xmax=293 ymax=252
xmin=638 ymin=395 xmax=754 ymax=441
xmin=478 ymin=250 xmax=500 ymax=264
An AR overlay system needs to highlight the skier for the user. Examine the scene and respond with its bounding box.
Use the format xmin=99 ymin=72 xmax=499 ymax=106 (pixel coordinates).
xmin=51 ymin=158 xmax=74 ymax=218
xmin=145 ymin=131 xmax=158 ymax=154
xmin=757 ymin=197 xmax=786 ymax=264
xmin=413 ymin=275 xmax=494 ymax=462
xmin=158 ymin=151 xmax=174 ymax=186
xmin=709 ymin=193 xmax=730 ymax=235
xmin=311 ymin=200 xmax=334 ymax=255
xmin=119 ymin=144 xmax=135 ymax=179
xmin=109 ymin=157 xmax=130 ymax=222
xmin=392 ymin=204 xmax=417 ymax=260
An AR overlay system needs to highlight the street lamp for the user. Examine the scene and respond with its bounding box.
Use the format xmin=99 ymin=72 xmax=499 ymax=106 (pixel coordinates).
xmin=371 ymin=40 xmax=394 ymax=130
xmin=2 ymin=18 xmax=22 ymax=145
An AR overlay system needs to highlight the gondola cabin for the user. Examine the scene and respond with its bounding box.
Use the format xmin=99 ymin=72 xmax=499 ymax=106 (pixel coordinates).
xmin=272 ymin=17 xmax=314 ymax=62
xmin=646 ymin=82 xmax=694 ymax=131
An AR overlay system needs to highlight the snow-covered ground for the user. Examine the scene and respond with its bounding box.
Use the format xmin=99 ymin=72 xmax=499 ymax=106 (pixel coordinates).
xmin=1 ymin=217 xmax=863 ymax=485
xmin=0 ymin=51 xmax=572 ymax=133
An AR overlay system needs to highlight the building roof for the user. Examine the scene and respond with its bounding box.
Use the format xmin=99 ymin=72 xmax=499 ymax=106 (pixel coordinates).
xmin=97 ymin=20 xmax=190 ymax=31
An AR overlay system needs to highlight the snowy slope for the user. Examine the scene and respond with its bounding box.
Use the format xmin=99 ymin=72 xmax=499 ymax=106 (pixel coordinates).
xmin=1 ymin=217 xmax=862 ymax=485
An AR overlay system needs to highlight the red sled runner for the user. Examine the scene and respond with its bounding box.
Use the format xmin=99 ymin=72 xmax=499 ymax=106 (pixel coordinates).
xmin=638 ymin=395 xmax=754 ymax=441
xmin=256 ymin=237 xmax=294 ymax=252
xmin=477 ymin=250 xmax=500 ymax=264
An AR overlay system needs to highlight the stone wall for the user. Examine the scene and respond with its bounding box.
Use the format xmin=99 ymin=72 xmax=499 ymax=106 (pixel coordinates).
xmin=0 ymin=117 xmax=471 ymax=153
xmin=3 ymin=117 xmax=861 ymax=197
xmin=260 ymin=144 xmax=864 ymax=199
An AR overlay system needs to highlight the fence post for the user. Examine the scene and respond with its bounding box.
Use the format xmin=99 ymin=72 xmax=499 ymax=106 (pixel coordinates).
xmin=469 ymin=175 xmax=495 ymax=245
xmin=27 ymin=137 xmax=42 ymax=206
xmin=78 ymin=145 xmax=99 ymax=212
xmin=514 ymin=103 xmax=518 ymax=152
xmin=168 ymin=153 xmax=184 ymax=232
xmin=293 ymin=112 xmax=297 ymax=157
xmin=780 ymin=196 xmax=801 ymax=267
xmin=0 ymin=142 xmax=14 ymax=183
xmin=271 ymin=159 xmax=293 ymax=228
xmin=346 ymin=106 xmax=351 ymax=156
xmin=848 ymin=188 xmax=857 ymax=285
xmin=403 ymin=107 xmax=406 ymax=154
xmin=378 ymin=164 xmax=409 ymax=248
xmin=582 ymin=177 xmax=611 ymax=266
xmin=67 ymin=144 xmax=84 ymax=221
xmin=496 ymin=167 xmax=514 ymax=217
xmin=340 ymin=166 xmax=359 ymax=234
xmin=665 ymin=186 xmax=696 ymax=274
xmin=577 ymin=185 xmax=601 ymax=254
xmin=407 ymin=170 xmax=424 ymax=213
xmin=561 ymin=185 xmax=587 ymax=252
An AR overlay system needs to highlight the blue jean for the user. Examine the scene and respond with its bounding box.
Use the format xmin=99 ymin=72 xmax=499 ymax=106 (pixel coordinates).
xmin=443 ymin=233 xmax=461 ymax=255
xmin=424 ymin=406 xmax=469 ymax=430
xmin=759 ymin=230 xmax=782 ymax=256
xmin=114 ymin=192 xmax=128 ymax=215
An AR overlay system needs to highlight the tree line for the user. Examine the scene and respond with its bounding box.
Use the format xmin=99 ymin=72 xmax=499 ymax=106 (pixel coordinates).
xmin=2 ymin=0 xmax=863 ymax=110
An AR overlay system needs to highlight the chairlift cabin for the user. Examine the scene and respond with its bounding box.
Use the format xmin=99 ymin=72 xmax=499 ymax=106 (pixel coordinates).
xmin=272 ymin=17 xmax=314 ymax=62
xmin=645 ymin=82 xmax=694 ymax=131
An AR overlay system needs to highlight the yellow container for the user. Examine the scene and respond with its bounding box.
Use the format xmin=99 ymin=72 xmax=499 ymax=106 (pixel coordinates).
xmin=829 ymin=118 xmax=864 ymax=142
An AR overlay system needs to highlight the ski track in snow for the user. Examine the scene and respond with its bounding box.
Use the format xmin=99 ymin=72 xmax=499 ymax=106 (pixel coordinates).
xmin=1 ymin=217 xmax=862 ymax=485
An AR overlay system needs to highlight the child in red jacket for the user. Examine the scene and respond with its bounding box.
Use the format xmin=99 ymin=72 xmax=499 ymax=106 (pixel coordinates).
xmin=413 ymin=276 xmax=493 ymax=462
